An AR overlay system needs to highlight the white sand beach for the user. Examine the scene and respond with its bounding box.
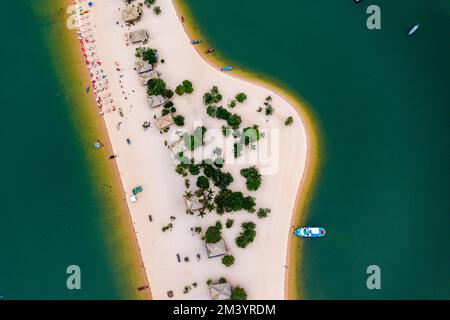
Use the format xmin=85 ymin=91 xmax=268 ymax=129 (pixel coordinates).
xmin=70 ymin=0 xmax=308 ymax=299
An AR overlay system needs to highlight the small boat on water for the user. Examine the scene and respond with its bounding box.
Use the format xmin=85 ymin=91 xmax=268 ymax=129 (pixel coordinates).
xmin=294 ymin=227 xmax=326 ymax=238
xmin=221 ymin=66 xmax=233 ymax=71
xmin=206 ymin=47 xmax=215 ymax=54
xmin=191 ymin=40 xmax=201 ymax=45
xmin=407 ymin=24 xmax=420 ymax=36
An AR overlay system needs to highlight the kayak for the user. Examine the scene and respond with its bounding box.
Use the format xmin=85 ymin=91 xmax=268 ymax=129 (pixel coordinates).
xmin=407 ymin=24 xmax=420 ymax=36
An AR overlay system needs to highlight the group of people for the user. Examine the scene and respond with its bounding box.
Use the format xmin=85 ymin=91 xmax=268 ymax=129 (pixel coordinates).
xmin=73 ymin=0 xmax=115 ymax=115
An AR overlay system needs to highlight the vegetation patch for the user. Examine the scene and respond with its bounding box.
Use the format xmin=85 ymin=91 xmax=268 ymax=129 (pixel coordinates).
xmin=135 ymin=47 xmax=158 ymax=64
xmin=240 ymin=166 xmax=262 ymax=191
xmin=235 ymin=222 xmax=257 ymax=248
xmin=222 ymin=255 xmax=235 ymax=267
xmin=214 ymin=189 xmax=256 ymax=214
xmin=204 ymin=221 xmax=222 ymax=244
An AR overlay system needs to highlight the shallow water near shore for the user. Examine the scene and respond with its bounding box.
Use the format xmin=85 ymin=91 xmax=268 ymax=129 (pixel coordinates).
xmin=0 ymin=0 xmax=143 ymax=299
xmin=183 ymin=0 xmax=450 ymax=298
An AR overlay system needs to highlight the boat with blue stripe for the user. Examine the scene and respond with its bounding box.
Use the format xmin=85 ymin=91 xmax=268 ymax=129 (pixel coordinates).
xmin=221 ymin=66 xmax=233 ymax=71
xmin=294 ymin=227 xmax=326 ymax=238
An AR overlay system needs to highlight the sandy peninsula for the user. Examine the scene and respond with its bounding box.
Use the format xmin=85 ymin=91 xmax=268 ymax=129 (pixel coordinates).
xmin=70 ymin=0 xmax=309 ymax=299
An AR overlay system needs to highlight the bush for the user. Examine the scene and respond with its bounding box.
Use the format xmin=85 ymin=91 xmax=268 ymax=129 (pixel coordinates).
xmin=231 ymin=287 xmax=247 ymax=300
xmin=285 ymin=116 xmax=293 ymax=126
xmin=240 ymin=167 xmax=262 ymax=191
xmin=196 ymin=175 xmax=210 ymax=190
xmin=174 ymin=115 xmax=185 ymax=126
xmin=225 ymin=219 xmax=234 ymax=229
xmin=205 ymin=221 xmax=222 ymax=244
xmin=228 ymin=99 xmax=237 ymax=108
xmin=257 ymin=208 xmax=271 ymax=219
xmin=235 ymin=92 xmax=247 ymax=103
xmin=222 ymin=255 xmax=235 ymax=267
xmin=175 ymin=84 xmax=185 ymax=96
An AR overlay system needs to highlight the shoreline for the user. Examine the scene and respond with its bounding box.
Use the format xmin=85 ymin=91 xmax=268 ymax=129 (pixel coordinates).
xmin=66 ymin=0 xmax=314 ymax=299
xmin=172 ymin=0 xmax=321 ymax=299
xmin=56 ymin=0 xmax=151 ymax=299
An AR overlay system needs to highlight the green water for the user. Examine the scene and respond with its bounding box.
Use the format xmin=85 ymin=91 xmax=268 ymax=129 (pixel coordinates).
xmin=0 ymin=1 xmax=134 ymax=299
xmin=184 ymin=0 xmax=450 ymax=299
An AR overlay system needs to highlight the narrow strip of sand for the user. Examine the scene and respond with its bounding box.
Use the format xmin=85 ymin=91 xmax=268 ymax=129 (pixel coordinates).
xmin=70 ymin=0 xmax=311 ymax=299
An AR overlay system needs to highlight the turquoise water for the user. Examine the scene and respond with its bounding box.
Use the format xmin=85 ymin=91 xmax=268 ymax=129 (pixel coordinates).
xmin=0 ymin=1 xmax=131 ymax=299
xmin=184 ymin=0 xmax=450 ymax=299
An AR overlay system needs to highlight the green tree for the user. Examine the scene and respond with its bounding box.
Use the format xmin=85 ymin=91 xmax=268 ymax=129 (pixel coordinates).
xmin=203 ymin=86 xmax=222 ymax=105
xmin=205 ymin=221 xmax=222 ymax=244
xmin=231 ymin=287 xmax=248 ymax=300
xmin=188 ymin=164 xmax=200 ymax=176
xmin=216 ymin=106 xmax=231 ymax=120
xmin=173 ymin=115 xmax=185 ymax=126
xmin=206 ymin=105 xmax=217 ymax=117
xmin=147 ymin=78 xmax=166 ymax=96
xmin=235 ymin=92 xmax=247 ymax=103
xmin=240 ymin=167 xmax=262 ymax=191
xmin=225 ymin=219 xmax=234 ymax=229
xmin=257 ymin=208 xmax=271 ymax=219
xmin=163 ymin=101 xmax=174 ymax=109
xmin=196 ymin=176 xmax=210 ymax=190
xmin=163 ymin=88 xmax=174 ymax=98
xmin=227 ymin=114 xmax=242 ymax=130
xmin=153 ymin=6 xmax=161 ymax=15
xmin=144 ymin=0 xmax=156 ymax=7
xmin=265 ymin=105 xmax=274 ymax=116
xmin=222 ymin=255 xmax=235 ymax=267
xmin=182 ymin=80 xmax=194 ymax=93
xmin=235 ymin=222 xmax=257 ymax=248
xmin=285 ymin=116 xmax=294 ymax=126
xmin=175 ymin=84 xmax=185 ymax=96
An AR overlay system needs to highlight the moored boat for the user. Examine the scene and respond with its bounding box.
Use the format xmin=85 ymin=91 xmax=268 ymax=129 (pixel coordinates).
xmin=407 ymin=24 xmax=420 ymax=36
xmin=221 ymin=66 xmax=233 ymax=71
xmin=206 ymin=47 xmax=216 ymax=54
xmin=191 ymin=40 xmax=201 ymax=45
xmin=294 ymin=227 xmax=326 ymax=238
